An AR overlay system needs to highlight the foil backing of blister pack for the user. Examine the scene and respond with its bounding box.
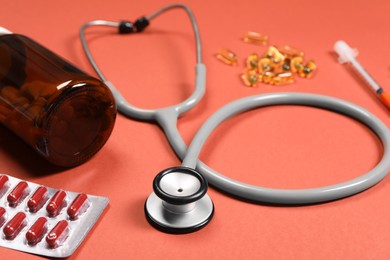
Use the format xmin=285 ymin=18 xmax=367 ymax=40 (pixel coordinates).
xmin=0 ymin=174 xmax=109 ymax=258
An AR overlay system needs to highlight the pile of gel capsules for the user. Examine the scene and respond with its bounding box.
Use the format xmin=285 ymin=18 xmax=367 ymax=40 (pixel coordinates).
xmin=216 ymin=32 xmax=317 ymax=87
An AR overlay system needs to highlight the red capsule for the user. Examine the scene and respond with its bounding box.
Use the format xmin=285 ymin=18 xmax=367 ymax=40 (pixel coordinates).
xmin=0 ymin=207 xmax=6 ymax=227
xmin=27 ymin=186 xmax=48 ymax=212
xmin=7 ymin=181 xmax=29 ymax=206
xmin=46 ymin=220 xmax=69 ymax=248
xmin=46 ymin=190 xmax=67 ymax=216
xmin=67 ymin=193 xmax=89 ymax=219
xmin=26 ymin=217 xmax=48 ymax=245
xmin=0 ymin=175 xmax=9 ymax=190
xmin=3 ymin=212 xmax=27 ymax=239
xmin=0 ymin=207 xmax=5 ymax=218
xmin=0 ymin=175 xmax=9 ymax=198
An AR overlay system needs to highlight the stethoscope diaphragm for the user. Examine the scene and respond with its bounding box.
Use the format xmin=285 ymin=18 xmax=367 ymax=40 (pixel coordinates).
xmin=144 ymin=167 xmax=214 ymax=234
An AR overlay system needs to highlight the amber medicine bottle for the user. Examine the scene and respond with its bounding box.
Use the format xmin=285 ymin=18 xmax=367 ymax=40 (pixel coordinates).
xmin=0 ymin=34 xmax=116 ymax=167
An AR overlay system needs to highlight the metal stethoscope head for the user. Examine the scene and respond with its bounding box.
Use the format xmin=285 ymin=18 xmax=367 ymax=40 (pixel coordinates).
xmin=145 ymin=167 xmax=214 ymax=233
xmin=80 ymin=3 xmax=390 ymax=234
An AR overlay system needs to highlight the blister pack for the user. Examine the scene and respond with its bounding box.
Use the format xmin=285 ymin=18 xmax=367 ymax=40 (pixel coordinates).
xmin=0 ymin=174 xmax=109 ymax=257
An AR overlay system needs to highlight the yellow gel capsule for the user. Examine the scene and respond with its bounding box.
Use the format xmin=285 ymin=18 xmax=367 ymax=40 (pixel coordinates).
xmin=216 ymin=48 xmax=238 ymax=65
xmin=298 ymin=60 xmax=317 ymax=78
xmin=246 ymin=54 xmax=260 ymax=69
xmin=290 ymin=56 xmax=304 ymax=73
xmin=271 ymin=72 xmax=295 ymax=85
xmin=258 ymin=58 xmax=272 ymax=73
xmin=277 ymin=45 xmax=304 ymax=59
xmin=263 ymin=46 xmax=285 ymax=65
xmin=243 ymin=32 xmax=269 ymax=46
xmin=259 ymin=71 xmax=274 ymax=84
xmin=241 ymin=70 xmax=259 ymax=87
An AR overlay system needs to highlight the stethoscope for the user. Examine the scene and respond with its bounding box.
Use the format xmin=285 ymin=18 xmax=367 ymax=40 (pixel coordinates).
xmin=80 ymin=4 xmax=390 ymax=233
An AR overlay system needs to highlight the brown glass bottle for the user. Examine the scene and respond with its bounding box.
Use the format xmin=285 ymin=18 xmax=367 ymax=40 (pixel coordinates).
xmin=0 ymin=34 xmax=116 ymax=167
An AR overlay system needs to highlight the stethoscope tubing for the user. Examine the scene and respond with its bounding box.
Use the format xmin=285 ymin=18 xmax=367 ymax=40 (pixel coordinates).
xmin=181 ymin=92 xmax=390 ymax=204
xmin=80 ymin=4 xmax=390 ymax=205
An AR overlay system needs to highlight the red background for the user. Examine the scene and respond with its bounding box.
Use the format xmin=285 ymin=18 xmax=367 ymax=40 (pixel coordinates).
xmin=2 ymin=0 xmax=390 ymax=259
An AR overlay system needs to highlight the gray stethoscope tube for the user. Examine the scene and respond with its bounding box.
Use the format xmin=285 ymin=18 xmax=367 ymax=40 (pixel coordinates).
xmin=182 ymin=93 xmax=390 ymax=204
xmin=80 ymin=4 xmax=390 ymax=231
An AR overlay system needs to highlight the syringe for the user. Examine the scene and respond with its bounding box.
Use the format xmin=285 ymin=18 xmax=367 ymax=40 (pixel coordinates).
xmin=334 ymin=40 xmax=390 ymax=111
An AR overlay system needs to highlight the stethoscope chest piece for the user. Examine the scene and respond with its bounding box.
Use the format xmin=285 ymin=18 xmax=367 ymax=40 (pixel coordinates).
xmin=144 ymin=167 xmax=214 ymax=234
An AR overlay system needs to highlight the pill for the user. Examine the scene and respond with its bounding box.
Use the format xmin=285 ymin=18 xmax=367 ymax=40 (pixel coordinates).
xmin=13 ymin=96 xmax=30 ymax=108
xmin=264 ymin=46 xmax=285 ymax=65
xmin=7 ymin=181 xmax=29 ymax=206
xmin=241 ymin=70 xmax=260 ymax=87
xmin=0 ymin=86 xmax=22 ymax=101
xmin=298 ymin=60 xmax=317 ymax=78
xmin=258 ymin=71 xmax=275 ymax=84
xmin=243 ymin=31 xmax=269 ymax=46
xmin=22 ymin=81 xmax=56 ymax=99
xmin=277 ymin=45 xmax=304 ymax=59
xmin=26 ymin=103 xmax=45 ymax=121
xmin=216 ymin=48 xmax=238 ymax=66
xmin=27 ymin=186 xmax=48 ymax=212
xmin=290 ymin=56 xmax=304 ymax=73
xmin=258 ymin=58 xmax=272 ymax=73
xmin=26 ymin=217 xmax=48 ymax=245
xmin=246 ymin=54 xmax=260 ymax=69
xmin=46 ymin=220 xmax=70 ymax=248
xmin=271 ymin=72 xmax=295 ymax=85
xmin=67 ymin=193 xmax=89 ymax=219
xmin=0 ymin=103 xmax=12 ymax=115
xmin=0 ymin=207 xmax=6 ymax=227
xmin=46 ymin=190 xmax=67 ymax=216
xmin=0 ymin=175 xmax=9 ymax=190
xmin=0 ymin=207 xmax=5 ymax=218
xmin=0 ymin=91 xmax=29 ymax=109
xmin=3 ymin=212 xmax=27 ymax=240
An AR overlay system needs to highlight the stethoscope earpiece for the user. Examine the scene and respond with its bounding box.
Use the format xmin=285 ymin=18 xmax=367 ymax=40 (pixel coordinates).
xmin=144 ymin=167 xmax=214 ymax=234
